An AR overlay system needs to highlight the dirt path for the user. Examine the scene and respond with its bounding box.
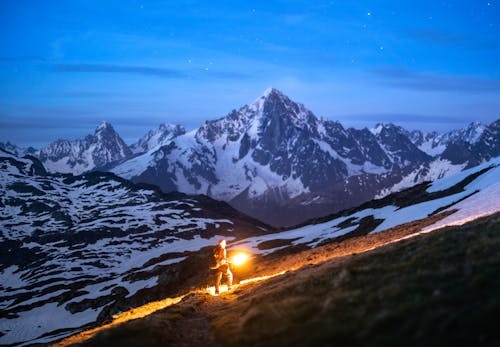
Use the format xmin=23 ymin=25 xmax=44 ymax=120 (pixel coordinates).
xmin=50 ymin=296 xmax=186 ymax=347
xmin=52 ymin=211 xmax=457 ymax=347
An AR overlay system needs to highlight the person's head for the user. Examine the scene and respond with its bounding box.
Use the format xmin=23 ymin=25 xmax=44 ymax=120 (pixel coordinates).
xmin=218 ymin=239 xmax=226 ymax=248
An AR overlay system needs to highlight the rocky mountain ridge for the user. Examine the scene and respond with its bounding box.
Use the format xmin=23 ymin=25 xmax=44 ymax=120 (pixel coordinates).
xmin=35 ymin=122 xmax=132 ymax=175
xmin=110 ymin=89 xmax=498 ymax=225
xmin=3 ymin=89 xmax=498 ymax=226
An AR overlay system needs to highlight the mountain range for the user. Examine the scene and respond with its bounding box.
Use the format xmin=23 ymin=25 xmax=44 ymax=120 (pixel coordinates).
xmin=1 ymin=88 xmax=498 ymax=346
xmin=1 ymin=88 xmax=498 ymax=226
xmin=1 ymin=143 xmax=498 ymax=346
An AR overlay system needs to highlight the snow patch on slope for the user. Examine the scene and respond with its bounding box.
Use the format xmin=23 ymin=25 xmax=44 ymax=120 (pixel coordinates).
xmin=235 ymin=157 xmax=500 ymax=255
xmin=376 ymin=159 xmax=467 ymax=198
xmin=426 ymin=157 xmax=499 ymax=193
xmin=423 ymin=157 xmax=500 ymax=231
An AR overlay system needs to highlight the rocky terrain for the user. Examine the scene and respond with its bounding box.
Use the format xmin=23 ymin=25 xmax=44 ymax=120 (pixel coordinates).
xmin=4 ymin=89 xmax=497 ymax=227
xmin=2 ymin=151 xmax=496 ymax=346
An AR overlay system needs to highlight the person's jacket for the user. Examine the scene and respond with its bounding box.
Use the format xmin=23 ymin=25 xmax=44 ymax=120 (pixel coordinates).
xmin=214 ymin=246 xmax=227 ymax=268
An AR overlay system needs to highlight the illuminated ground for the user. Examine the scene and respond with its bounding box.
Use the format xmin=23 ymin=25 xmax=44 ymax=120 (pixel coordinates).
xmin=50 ymin=211 xmax=500 ymax=346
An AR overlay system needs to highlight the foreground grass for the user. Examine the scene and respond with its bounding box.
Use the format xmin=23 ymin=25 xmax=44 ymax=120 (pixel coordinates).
xmin=212 ymin=212 xmax=500 ymax=347
xmin=74 ymin=212 xmax=500 ymax=347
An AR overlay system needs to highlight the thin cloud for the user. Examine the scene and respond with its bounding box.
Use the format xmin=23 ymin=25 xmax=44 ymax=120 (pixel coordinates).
xmin=370 ymin=66 xmax=500 ymax=93
xmin=52 ymin=63 xmax=187 ymax=78
xmin=43 ymin=91 xmax=134 ymax=99
xmin=50 ymin=63 xmax=251 ymax=80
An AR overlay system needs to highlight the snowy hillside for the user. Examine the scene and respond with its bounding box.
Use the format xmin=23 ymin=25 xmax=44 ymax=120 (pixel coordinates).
xmin=377 ymin=120 xmax=499 ymax=199
xmin=0 ymin=149 xmax=270 ymax=346
xmin=375 ymin=158 xmax=467 ymax=198
xmin=232 ymin=156 xmax=500 ymax=255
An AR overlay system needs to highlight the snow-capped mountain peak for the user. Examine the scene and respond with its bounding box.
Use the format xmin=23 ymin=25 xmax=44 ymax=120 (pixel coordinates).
xmin=369 ymin=123 xmax=430 ymax=168
xmin=251 ymin=87 xmax=285 ymax=108
xmin=96 ymin=120 xmax=113 ymax=132
xmin=406 ymin=121 xmax=493 ymax=159
xmin=247 ymin=88 xmax=315 ymax=124
xmin=0 ymin=141 xmax=38 ymax=157
xmin=371 ymin=122 xmax=405 ymax=136
xmin=112 ymin=90 xmax=440 ymax=226
xmin=461 ymin=121 xmax=486 ymax=144
xmin=195 ymin=88 xmax=318 ymax=145
xmin=39 ymin=121 xmax=132 ymax=174
xmin=262 ymin=86 xmax=280 ymax=97
xmin=93 ymin=121 xmax=120 ymax=142
xmin=130 ymin=123 xmax=186 ymax=154
xmin=370 ymin=123 xmax=384 ymax=136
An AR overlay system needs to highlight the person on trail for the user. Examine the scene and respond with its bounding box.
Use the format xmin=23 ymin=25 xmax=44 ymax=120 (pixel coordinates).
xmin=213 ymin=239 xmax=233 ymax=295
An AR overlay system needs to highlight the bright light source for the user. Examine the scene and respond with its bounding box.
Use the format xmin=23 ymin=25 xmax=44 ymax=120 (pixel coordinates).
xmin=232 ymin=253 xmax=248 ymax=266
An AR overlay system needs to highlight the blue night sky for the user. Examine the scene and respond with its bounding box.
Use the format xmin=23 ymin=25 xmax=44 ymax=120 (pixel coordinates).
xmin=1 ymin=0 xmax=499 ymax=148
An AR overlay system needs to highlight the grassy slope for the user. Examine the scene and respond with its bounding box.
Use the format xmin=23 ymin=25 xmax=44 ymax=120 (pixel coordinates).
xmin=76 ymin=212 xmax=500 ymax=347
xmin=213 ymin=212 xmax=500 ymax=347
